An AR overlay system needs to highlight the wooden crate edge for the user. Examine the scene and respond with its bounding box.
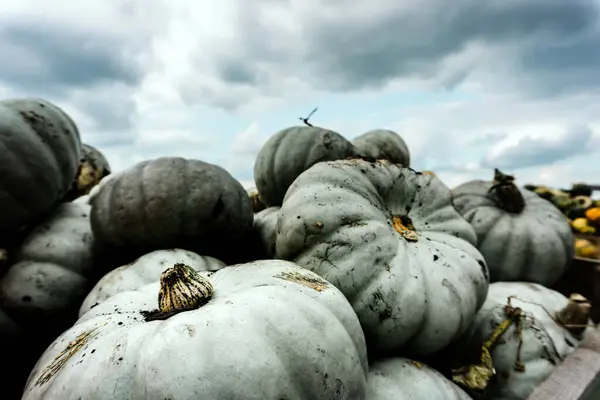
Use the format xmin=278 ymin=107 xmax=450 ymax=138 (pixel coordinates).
xmin=527 ymin=327 xmax=600 ymax=400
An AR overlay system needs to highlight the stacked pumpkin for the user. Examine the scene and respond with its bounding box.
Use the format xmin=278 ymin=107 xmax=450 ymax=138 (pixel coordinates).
xmin=0 ymin=99 xmax=594 ymax=400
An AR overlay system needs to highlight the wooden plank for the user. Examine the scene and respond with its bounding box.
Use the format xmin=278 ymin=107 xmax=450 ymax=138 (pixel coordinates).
xmin=527 ymin=327 xmax=600 ymax=400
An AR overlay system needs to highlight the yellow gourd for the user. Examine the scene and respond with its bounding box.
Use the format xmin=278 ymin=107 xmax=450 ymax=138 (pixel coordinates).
xmin=571 ymin=218 xmax=596 ymax=234
xmin=575 ymin=238 xmax=599 ymax=259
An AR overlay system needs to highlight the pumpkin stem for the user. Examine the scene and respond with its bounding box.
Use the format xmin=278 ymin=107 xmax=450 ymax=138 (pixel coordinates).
xmin=392 ymin=215 xmax=418 ymax=242
xmin=141 ymin=263 xmax=214 ymax=322
xmin=555 ymin=293 xmax=592 ymax=337
xmin=488 ymin=168 xmax=525 ymax=214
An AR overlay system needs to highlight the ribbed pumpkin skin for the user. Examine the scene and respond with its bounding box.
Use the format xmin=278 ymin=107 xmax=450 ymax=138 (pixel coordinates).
xmin=351 ymin=129 xmax=411 ymax=166
xmin=0 ymin=98 xmax=81 ymax=232
xmin=452 ymin=180 xmax=574 ymax=286
xmin=253 ymin=126 xmax=356 ymax=207
xmin=22 ymin=261 xmax=368 ymax=400
xmin=276 ymin=159 xmax=489 ymax=355
xmin=90 ymin=157 xmax=254 ymax=255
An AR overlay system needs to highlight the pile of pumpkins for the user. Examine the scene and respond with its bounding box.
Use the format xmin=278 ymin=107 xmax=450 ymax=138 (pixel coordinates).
xmin=524 ymin=184 xmax=600 ymax=260
xmin=0 ymin=98 xmax=595 ymax=400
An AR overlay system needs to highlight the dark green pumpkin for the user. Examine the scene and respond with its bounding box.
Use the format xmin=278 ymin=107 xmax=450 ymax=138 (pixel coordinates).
xmin=0 ymin=98 xmax=81 ymax=233
xmin=253 ymin=126 xmax=356 ymax=207
xmin=90 ymin=157 xmax=253 ymax=261
xmin=351 ymin=129 xmax=411 ymax=166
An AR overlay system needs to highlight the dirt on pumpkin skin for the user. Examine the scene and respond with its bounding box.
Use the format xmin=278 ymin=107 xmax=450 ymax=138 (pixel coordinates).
xmin=275 ymin=271 xmax=329 ymax=292
xmin=392 ymin=215 xmax=419 ymax=242
xmin=35 ymin=327 xmax=102 ymax=387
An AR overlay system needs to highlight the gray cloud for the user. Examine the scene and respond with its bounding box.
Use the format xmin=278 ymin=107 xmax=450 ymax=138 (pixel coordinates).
xmin=0 ymin=24 xmax=140 ymax=95
xmin=0 ymin=9 xmax=154 ymax=148
xmin=516 ymin=29 xmax=600 ymax=96
xmin=204 ymin=0 xmax=600 ymax=103
xmin=74 ymin=91 xmax=136 ymax=132
xmin=467 ymin=132 xmax=510 ymax=147
xmin=481 ymin=126 xmax=594 ymax=169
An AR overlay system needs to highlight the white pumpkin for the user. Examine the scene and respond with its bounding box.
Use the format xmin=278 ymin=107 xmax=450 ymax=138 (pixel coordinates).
xmin=455 ymin=282 xmax=593 ymax=400
xmin=0 ymin=202 xmax=96 ymax=334
xmin=451 ymin=169 xmax=574 ymax=286
xmin=24 ymin=260 xmax=368 ymax=399
xmin=276 ymin=158 xmax=489 ymax=355
xmin=367 ymin=358 xmax=471 ymax=400
xmin=79 ymin=248 xmax=226 ymax=316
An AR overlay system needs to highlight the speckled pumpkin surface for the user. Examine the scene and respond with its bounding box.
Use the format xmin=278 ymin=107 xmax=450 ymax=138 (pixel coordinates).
xmin=0 ymin=202 xmax=95 ymax=334
xmin=276 ymin=158 xmax=489 ymax=355
xmin=454 ymin=282 xmax=593 ymax=400
xmin=23 ymin=260 xmax=368 ymax=400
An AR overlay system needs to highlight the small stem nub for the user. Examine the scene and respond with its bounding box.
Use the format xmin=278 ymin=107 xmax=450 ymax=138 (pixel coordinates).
xmin=141 ymin=263 xmax=214 ymax=322
xmin=488 ymin=168 xmax=525 ymax=214
xmin=555 ymin=293 xmax=592 ymax=337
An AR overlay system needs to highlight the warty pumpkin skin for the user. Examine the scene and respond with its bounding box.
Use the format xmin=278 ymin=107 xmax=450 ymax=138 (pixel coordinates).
xmin=451 ymin=170 xmax=574 ymax=286
xmin=90 ymin=157 xmax=253 ymax=260
xmin=276 ymin=158 xmax=489 ymax=355
xmin=351 ymin=129 xmax=411 ymax=166
xmin=0 ymin=98 xmax=81 ymax=233
xmin=366 ymin=358 xmax=472 ymax=400
xmin=455 ymin=282 xmax=593 ymax=400
xmin=253 ymin=125 xmax=357 ymax=207
xmin=79 ymin=248 xmax=226 ymax=316
xmin=23 ymin=260 xmax=368 ymax=400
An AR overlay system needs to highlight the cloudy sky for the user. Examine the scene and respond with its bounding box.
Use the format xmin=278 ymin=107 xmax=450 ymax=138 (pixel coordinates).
xmin=2 ymin=0 xmax=600 ymax=190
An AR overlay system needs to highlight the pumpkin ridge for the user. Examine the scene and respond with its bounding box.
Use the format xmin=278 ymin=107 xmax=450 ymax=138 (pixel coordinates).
xmin=177 ymin=159 xmax=190 ymax=236
xmin=136 ymin=161 xmax=152 ymax=243
xmin=0 ymin=138 xmax=37 ymax=219
xmin=518 ymin=217 xmax=536 ymax=281
xmin=262 ymin=130 xmax=287 ymax=206
xmin=18 ymin=101 xmax=77 ymax=193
